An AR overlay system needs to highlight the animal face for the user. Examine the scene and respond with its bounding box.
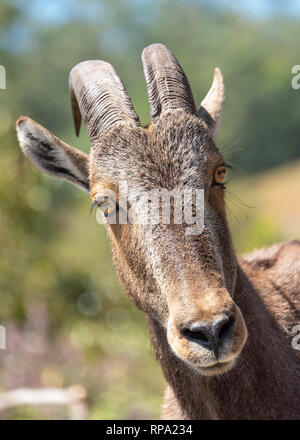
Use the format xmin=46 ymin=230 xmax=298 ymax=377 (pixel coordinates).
xmin=17 ymin=44 xmax=247 ymax=376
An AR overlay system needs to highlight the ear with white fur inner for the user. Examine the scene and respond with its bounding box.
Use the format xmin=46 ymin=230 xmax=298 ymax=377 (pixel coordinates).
xmin=198 ymin=68 xmax=225 ymax=139
xmin=16 ymin=116 xmax=89 ymax=193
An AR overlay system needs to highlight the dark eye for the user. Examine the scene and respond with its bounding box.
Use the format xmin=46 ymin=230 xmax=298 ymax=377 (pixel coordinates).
xmin=104 ymin=207 xmax=112 ymax=217
xmin=102 ymin=202 xmax=119 ymax=218
xmin=90 ymin=196 xmax=119 ymax=218
xmin=212 ymin=165 xmax=227 ymax=187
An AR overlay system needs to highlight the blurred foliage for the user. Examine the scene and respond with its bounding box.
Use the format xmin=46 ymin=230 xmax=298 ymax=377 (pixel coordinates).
xmin=0 ymin=0 xmax=299 ymax=419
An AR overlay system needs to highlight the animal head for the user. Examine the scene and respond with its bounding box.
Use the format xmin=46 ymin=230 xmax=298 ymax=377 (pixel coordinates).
xmin=16 ymin=44 xmax=247 ymax=376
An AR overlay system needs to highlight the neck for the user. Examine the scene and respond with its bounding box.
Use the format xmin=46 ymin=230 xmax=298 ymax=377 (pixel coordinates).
xmin=147 ymin=264 xmax=300 ymax=419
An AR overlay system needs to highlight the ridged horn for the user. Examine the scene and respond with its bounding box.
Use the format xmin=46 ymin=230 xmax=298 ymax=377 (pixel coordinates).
xmin=198 ymin=67 xmax=225 ymax=138
xmin=142 ymin=43 xmax=197 ymax=121
xmin=69 ymin=60 xmax=140 ymax=140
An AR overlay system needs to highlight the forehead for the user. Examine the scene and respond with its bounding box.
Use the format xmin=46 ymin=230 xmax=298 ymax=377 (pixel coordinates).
xmin=89 ymin=112 xmax=223 ymax=192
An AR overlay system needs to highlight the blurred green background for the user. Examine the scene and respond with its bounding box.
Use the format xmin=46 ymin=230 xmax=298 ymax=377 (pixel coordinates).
xmin=0 ymin=0 xmax=300 ymax=419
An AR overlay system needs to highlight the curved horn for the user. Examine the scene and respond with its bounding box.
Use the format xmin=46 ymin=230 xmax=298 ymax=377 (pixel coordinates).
xmin=198 ymin=68 xmax=225 ymax=139
xmin=142 ymin=43 xmax=197 ymax=121
xmin=69 ymin=60 xmax=140 ymax=140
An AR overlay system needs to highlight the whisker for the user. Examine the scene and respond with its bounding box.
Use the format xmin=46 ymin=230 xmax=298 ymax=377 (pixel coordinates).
xmin=226 ymin=190 xmax=257 ymax=210
xmin=213 ymin=189 xmax=241 ymax=224
xmin=220 ymin=138 xmax=245 ymax=157
xmin=225 ymin=193 xmax=250 ymax=221
xmin=225 ymin=200 xmax=241 ymax=224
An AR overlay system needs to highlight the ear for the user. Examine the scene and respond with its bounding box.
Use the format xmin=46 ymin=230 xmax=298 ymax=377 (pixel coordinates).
xmin=198 ymin=68 xmax=225 ymax=139
xmin=16 ymin=116 xmax=90 ymax=193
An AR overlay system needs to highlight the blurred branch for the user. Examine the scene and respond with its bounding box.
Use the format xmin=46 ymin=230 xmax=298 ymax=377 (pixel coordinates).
xmin=0 ymin=385 xmax=88 ymax=419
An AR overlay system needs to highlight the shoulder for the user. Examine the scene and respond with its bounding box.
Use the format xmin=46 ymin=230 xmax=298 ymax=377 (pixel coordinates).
xmin=240 ymin=240 xmax=300 ymax=273
xmin=239 ymin=240 xmax=300 ymax=327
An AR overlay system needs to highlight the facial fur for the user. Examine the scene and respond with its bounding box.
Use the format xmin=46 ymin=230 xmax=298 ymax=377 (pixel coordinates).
xmin=16 ymin=44 xmax=248 ymax=376
xmin=89 ymin=111 xmax=248 ymax=375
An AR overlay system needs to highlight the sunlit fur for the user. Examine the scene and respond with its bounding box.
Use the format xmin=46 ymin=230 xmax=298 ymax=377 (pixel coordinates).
xmin=87 ymin=111 xmax=248 ymax=374
xmin=16 ymin=44 xmax=300 ymax=419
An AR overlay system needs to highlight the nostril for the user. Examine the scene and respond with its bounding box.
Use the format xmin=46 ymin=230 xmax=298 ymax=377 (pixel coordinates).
xmin=218 ymin=315 xmax=235 ymax=340
xmin=180 ymin=327 xmax=209 ymax=343
xmin=179 ymin=315 xmax=236 ymax=348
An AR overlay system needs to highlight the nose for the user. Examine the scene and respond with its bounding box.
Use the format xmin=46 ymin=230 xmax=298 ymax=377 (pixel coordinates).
xmin=180 ymin=315 xmax=235 ymax=356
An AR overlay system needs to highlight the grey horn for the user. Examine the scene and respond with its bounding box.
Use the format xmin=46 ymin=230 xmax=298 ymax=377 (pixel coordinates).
xmin=142 ymin=43 xmax=197 ymax=121
xmin=69 ymin=60 xmax=140 ymax=140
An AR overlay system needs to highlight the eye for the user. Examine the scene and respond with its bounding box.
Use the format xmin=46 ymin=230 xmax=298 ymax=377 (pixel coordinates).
xmin=101 ymin=201 xmax=119 ymax=218
xmin=104 ymin=207 xmax=113 ymax=218
xmin=90 ymin=196 xmax=118 ymax=218
xmin=213 ymin=165 xmax=227 ymax=187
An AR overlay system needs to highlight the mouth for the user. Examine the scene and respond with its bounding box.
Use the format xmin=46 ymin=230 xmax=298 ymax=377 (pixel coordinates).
xmin=197 ymin=359 xmax=236 ymax=376
xmin=166 ymin=305 xmax=248 ymax=377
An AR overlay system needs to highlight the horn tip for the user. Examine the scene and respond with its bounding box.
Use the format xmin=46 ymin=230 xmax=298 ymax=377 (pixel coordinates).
xmin=214 ymin=67 xmax=224 ymax=81
xmin=142 ymin=43 xmax=169 ymax=59
xmin=143 ymin=42 xmax=165 ymax=51
xmin=16 ymin=115 xmax=29 ymax=128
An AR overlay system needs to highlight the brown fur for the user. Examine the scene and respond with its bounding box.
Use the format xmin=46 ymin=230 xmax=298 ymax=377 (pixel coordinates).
xmin=93 ymin=114 xmax=300 ymax=419
xmin=16 ymin=46 xmax=300 ymax=419
xmin=152 ymin=241 xmax=300 ymax=419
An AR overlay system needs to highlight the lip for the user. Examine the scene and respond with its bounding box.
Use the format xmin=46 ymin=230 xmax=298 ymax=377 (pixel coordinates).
xmin=197 ymin=359 xmax=235 ymax=376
